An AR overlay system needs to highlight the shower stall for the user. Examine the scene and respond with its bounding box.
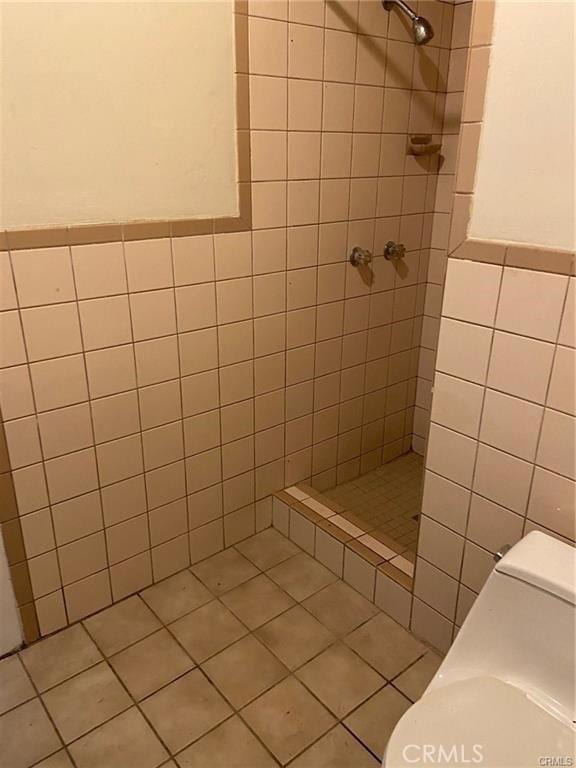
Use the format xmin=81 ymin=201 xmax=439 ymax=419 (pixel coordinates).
xmin=0 ymin=0 xmax=474 ymax=642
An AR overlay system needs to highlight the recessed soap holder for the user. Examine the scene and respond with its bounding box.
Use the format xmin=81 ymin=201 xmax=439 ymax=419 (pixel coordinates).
xmin=408 ymin=134 xmax=442 ymax=156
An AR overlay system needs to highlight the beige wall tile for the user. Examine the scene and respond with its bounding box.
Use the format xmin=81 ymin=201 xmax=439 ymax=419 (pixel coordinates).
xmin=426 ymin=423 xmax=476 ymax=487
xmin=487 ymin=331 xmax=554 ymax=404
xmin=96 ymin=434 xmax=144 ymax=486
xmin=12 ymin=247 xmax=75 ymax=308
xmin=21 ymin=303 xmax=83 ymax=362
xmin=142 ymin=423 xmax=184 ymax=471
xmin=101 ymin=475 xmax=147 ymax=527
xmin=467 ymin=494 xmax=523 ymax=554
xmin=4 ymin=416 xmax=42 ymax=469
xmin=79 ymin=296 xmax=132 ymax=350
xmin=558 ymin=278 xmax=574 ymax=347
xmin=442 ymin=259 xmax=501 ymax=326
xmin=59 ymin=532 xmax=107 ymax=585
xmin=431 ymin=372 xmax=483 ymax=438
xmin=30 ymin=355 xmax=89 ymax=412
xmin=472 ymin=443 xmax=532 ymax=514
xmin=134 ymin=337 xmax=179 ymax=387
xmin=250 ymin=75 xmax=288 ymax=130
xmin=35 ymin=590 xmax=68 ymax=636
xmin=249 ymin=17 xmax=288 ymax=76
xmin=436 ymin=318 xmax=492 ymax=384
xmin=536 ymin=408 xmax=575 ymax=480
xmin=138 ymin=381 xmax=182 ymax=431
xmin=172 ymin=235 xmax=215 ymax=286
xmin=130 ymin=290 xmax=177 ymax=342
xmin=12 ymin=463 xmax=49 ymax=516
xmin=414 ymin=557 xmax=458 ymax=619
xmin=106 ymin=514 xmax=150 ymax=566
xmin=38 ymin=403 xmax=94 ymax=460
xmin=480 ymin=389 xmax=543 ymax=462
xmin=45 ymin=448 xmax=99 ymax=504
xmin=52 ymin=491 xmax=103 ymax=547
xmin=20 ymin=507 xmax=55 ymax=558
xmin=124 ymin=239 xmax=173 ymax=292
xmin=64 ymin=570 xmax=112 ymax=623
xmin=461 ymin=45 xmax=490 ymax=122
xmin=86 ymin=345 xmax=137 ymax=398
xmin=0 ymin=252 xmax=17 ymax=311
xmin=0 ymin=365 xmax=35 ymax=420
xmin=528 ymin=467 xmax=575 ymax=541
xmin=92 ymin=391 xmax=141 ymax=443
xmin=495 ymin=267 xmax=568 ymax=342
xmin=71 ymin=242 xmax=127 ymax=299
xmin=547 ymin=346 xmax=575 ymax=415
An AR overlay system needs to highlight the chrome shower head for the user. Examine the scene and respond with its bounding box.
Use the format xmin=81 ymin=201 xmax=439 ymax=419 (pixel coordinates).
xmin=382 ymin=0 xmax=435 ymax=46
xmin=412 ymin=15 xmax=434 ymax=45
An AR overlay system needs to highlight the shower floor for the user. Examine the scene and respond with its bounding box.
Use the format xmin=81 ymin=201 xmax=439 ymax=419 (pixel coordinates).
xmin=323 ymin=453 xmax=424 ymax=554
xmin=1 ymin=529 xmax=441 ymax=768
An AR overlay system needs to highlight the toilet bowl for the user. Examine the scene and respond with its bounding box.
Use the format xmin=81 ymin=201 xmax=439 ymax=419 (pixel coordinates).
xmin=384 ymin=531 xmax=576 ymax=767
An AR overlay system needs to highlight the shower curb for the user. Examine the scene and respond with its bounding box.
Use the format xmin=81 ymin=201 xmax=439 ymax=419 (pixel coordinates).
xmin=271 ymin=483 xmax=416 ymax=629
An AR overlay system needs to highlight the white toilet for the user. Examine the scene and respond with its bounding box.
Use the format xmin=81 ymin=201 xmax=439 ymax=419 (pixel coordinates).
xmin=384 ymin=531 xmax=575 ymax=767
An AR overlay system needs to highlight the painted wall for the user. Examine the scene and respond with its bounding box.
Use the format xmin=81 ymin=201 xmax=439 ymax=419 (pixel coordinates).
xmin=0 ymin=2 xmax=238 ymax=228
xmin=469 ymin=0 xmax=575 ymax=250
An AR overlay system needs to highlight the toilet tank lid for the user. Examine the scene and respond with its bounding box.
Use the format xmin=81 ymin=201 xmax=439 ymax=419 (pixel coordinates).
xmin=496 ymin=532 xmax=576 ymax=606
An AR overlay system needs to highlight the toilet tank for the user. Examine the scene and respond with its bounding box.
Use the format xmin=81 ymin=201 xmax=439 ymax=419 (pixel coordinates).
xmin=428 ymin=532 xmax=575 ymax=723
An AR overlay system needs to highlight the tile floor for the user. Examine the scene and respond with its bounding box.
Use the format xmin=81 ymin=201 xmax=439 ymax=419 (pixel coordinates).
xmin=324 ymin=453 xmax=424 ymax=553
xmin=0 ymin=528 xmax=441 ymax=768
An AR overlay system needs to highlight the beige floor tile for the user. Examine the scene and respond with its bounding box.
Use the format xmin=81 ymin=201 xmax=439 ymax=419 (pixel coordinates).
xmin=69 ymin=707 xmax=168 ymax=768
xmin=202 ymin=635 xmax=288 ymax=708
xmin=20 ymin=625 xmax=102 ymax=693
xmin=169 ymin=600 xmax=248 ymax=663
xmin=241 ymin=677 xmax=336 ymax=765
xmin=235 ymin=529 xmax=300 ymax=570
xmin=301 ymin=581 xmax=378 ymax=636
xmin=343 ymin=686 xmax=411 ymax=759
xmin=343 ymin=613 xmax=425 ymax=679
xmin=289 ymin=725 xmax=378 ymax=767
xmin=42 ymin=662 xmax=131 ymax=744
xmin=0 ymin=698 xmax=62 ymax=768
xmin=35 ymin=750 xmax=74 ymax=768
xmin=296 ymin=643 xmax=385 ymax=718
xmin=141 ymin=571 xmax=212 ymax=624
xmin=221 ymin=575 xmax=295 ymax=630
xmin=0 ymin=655 xmax=35 ymax=715
xmin=84 ymin=596 xmax=161 ymax=656
xmin=175 ymin=715 xmax=278 ymax=768
xmin=393 ymin=651 xmax=443 ymax=701
xmin=255 ymin=606 xmax=335 ymax=671
xmin=140 ymin=670 xmax=232 ymax=754
xmin=267 ymin=553 xmax=337 ymax=601
xmin=109 ymin=629 xmax=194 ymax=701
xmin=191 ymin=549 xmax=259 ymax=595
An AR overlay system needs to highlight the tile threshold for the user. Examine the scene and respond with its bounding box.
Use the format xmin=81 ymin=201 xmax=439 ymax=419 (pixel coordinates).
xmin=273 ymin=485 xmax=415 ymax=596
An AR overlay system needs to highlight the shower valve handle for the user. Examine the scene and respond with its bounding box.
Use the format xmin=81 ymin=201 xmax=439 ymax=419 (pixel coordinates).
xmin=384 ymin=241 xmax=406 ymax=261
xmin=350 ymin=246 xmax=373 ymax=267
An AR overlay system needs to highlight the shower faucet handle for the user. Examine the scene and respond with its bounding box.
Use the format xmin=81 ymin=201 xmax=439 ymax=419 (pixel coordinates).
xmin=350 ymin=246 xmax=373 ymax=267
xmin=384 ymin=241 xmax=406 ymax=261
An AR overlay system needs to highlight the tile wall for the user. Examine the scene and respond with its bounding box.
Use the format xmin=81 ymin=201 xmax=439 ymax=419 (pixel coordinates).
xmin=409 ymin=0 xmax=576 ymax=651
xmin=0 ymin=0 xmax=459 ymax=640
xmin=413 ymin=0 xmax=472 ymax=455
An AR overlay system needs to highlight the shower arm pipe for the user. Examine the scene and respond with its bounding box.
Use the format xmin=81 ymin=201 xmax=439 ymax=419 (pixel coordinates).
xmin=382 ymin=0 xmax=418 ymax=23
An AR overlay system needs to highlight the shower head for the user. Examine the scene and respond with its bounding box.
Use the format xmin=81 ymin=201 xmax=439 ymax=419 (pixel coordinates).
xmin=412 ymin=15 xmax=434 ymax=45
xmin=382 ymin=0 xmax=435 ymax=45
